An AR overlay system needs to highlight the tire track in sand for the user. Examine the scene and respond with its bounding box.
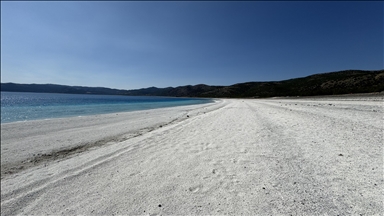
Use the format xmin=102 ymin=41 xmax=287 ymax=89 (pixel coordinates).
xmin=1 ymin=98 xmax=382 ymax=215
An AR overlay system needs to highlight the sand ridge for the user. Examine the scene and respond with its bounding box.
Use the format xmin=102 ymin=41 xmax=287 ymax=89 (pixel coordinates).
xmin=1 ymin=96 xmax=383 ymax=215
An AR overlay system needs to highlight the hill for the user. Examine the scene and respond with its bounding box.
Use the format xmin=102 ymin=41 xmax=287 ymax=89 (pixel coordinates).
xmin=1 ymin=69 xmax=383 ymax=98
xmin=0 ymin=83 xmax=129 ymax=95
xmin=117 ymin=69 xmax=384 ymax=97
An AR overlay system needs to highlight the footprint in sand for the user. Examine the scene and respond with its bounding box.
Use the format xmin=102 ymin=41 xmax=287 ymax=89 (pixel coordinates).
xmin=188 ymin=185 xmax=202 ymax=193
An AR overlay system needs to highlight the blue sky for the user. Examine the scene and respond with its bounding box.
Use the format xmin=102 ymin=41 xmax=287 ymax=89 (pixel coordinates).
xmin=1 ymin=1 xmax=383 ymax=90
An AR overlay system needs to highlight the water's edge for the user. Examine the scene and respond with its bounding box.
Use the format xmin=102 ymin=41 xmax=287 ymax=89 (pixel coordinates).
xmin=1 ymin=92 xmax=214 ymax=123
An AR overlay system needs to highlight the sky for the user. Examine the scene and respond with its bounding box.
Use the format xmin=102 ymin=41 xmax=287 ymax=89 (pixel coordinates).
xmin=1 ymin=1 xmax=383 ymax=90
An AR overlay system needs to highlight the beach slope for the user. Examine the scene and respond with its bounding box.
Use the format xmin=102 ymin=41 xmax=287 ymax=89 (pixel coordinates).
xmin=1 ymin=96 xmax=383 ymax=215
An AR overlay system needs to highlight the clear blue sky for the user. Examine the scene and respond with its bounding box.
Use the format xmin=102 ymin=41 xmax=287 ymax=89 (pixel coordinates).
xmin=1 ymin=1 xmax=383 ymax=90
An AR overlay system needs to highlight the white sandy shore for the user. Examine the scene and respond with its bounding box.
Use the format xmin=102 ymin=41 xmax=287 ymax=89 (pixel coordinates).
xmin=1 ymin=96 xmax=383 ymax=215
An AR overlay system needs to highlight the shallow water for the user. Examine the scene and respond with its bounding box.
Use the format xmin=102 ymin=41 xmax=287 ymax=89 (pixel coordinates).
xmin=1 ymin=92 xmax=212 ymax=123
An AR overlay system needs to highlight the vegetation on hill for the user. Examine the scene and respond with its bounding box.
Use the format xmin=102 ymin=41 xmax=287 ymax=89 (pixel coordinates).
xmin=1 ymin=70 xmax=383 ymax=98
xmin=0 ymin=83 xmax=129 ymax=95
xmin=122 ymin=70 xmax=384 ymax=97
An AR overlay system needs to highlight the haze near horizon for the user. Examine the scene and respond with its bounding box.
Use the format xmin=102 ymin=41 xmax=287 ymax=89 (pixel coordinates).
xmin=1 ymin=1 xmax=383 ymax=90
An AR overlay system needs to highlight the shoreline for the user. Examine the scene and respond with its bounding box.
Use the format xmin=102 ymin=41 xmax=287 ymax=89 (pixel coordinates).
xmin=1 ymin=99 xmax=225 ymax=178
xmin=0 ymin=92 xmax=216 ymax=124
xmin=1 ymin=96 xmax=383 ymax=215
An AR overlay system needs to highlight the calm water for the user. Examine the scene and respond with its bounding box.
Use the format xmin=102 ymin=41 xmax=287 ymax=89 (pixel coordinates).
xmin=1 ymin=92 xmax=213 ymax=123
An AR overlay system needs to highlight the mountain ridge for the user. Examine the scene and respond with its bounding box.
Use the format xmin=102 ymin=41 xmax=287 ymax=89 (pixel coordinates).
xmin=2 ymin=69 xmax=383 ymax=98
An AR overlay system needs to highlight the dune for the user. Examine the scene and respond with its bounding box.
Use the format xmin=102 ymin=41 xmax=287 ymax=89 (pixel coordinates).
xmin=1 ymin=95 xmax=383 ymax=215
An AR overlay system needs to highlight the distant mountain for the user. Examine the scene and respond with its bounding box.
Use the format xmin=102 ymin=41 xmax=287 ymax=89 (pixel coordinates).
xmin=0 ymin=83 xmax=130 ymax=95
xmin=1 ymin=69 xmax=383 ymax=98
xmin=112 ymin=69 xmax=384 ymax=97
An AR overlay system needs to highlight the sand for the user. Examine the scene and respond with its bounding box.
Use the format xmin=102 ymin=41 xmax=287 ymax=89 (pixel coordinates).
xmin=1 ymin=95 xmax=383 ymax=215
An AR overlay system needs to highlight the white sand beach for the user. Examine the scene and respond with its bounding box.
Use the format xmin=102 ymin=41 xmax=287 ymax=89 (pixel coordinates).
xmin=1 ymin=95 xmax=383 ymax=215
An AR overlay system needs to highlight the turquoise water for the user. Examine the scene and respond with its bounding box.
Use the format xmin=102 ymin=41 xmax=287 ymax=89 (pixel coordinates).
xmin=1 ymin=92 xmax=213 ymax=123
